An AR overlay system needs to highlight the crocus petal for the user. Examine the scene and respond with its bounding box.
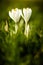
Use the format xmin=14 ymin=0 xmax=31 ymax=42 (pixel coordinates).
xmin=19 ymin=9 xmax=22 ymax=16
xmin=27 ymin=8 xmax=32 ymax=20
xmin=9 ymin=11 xmax=13 ymax=20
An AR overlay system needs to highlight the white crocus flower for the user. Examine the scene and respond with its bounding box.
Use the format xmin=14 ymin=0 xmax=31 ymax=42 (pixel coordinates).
xmin=24 ymin=24 xmax=30 ymax=38
xmin=9 ymin=8 xmax=22 ymax=23
xmin=9 ymin=8 xmax=22 ymax=34
xmin=22 ymin=8 xmax=32 ymax=24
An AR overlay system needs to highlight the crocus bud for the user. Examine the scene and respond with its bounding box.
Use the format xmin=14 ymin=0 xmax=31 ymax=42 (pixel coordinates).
xmin=4 ymin=21 xmax=8 ymax=32
xmin=9 ymin=8 xmax=22 ymax=23
xmin=23 ymin=8 xmax=32 ymax=23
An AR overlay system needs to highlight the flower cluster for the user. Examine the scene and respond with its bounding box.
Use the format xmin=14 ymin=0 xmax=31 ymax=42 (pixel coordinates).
xmin=9 ymin=8 xmax=32 ymax=38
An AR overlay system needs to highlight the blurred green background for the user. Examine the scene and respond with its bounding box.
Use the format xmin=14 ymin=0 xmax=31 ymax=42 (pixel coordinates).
xmin=0 ymin=0 xmax=43 ymax=65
